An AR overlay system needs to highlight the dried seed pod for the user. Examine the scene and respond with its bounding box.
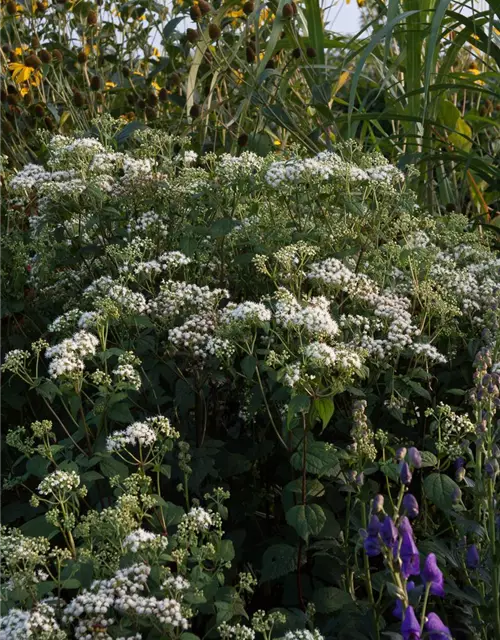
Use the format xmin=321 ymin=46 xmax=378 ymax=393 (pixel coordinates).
xmin=39 ymin=49 xmax=52 ymax=64
xmin=158 ymin=87 xmax=168 ymax=102
xmin=77 ymin=50 xmax=88 ymax=63
xmin=292 ymin=47 xmax=301 ymax=59
xmin=291 ymin=1 xmax=297 ymax=14
xmin=237 ymin=133 xmax=248 ymax=147
xmin=90 ymin=75 xmax=101 ymax=91
xmin=9 ymin=50 xmax=19 ymax=62
xmin=306 ymin=46 xmax=316 ymax=58
xmin=186 ymin=28 xmax=199 ymax=43
xmin=122 ymin=65 xmax=131 ymax=77
xmin=145 ymin=106 xmax=157 ymax=119
xmin=190 ymin=4 xmax=202 ymax=20
xmin=44 ymin=116 xmax=54 ymax=131
xmin=53 ymin=49 xmax=63 ymax=62
xmin=6 ymin=1 xmax=18 ymax=15
xmin=73 ymin=91 xmax=85 ymax=107
xmin=198 ymin=0 xmax=211 ymax=14
xmin=7 ymin=94 xmax=19 ymax=106
xmin=1 ymin=44 xmax=10 ymax=54
xmin=246 ymin=46 xmax=255 ymax=63
xmin=136 ymin=98 xmax=146 ymax=109
xmin=189 ymin=103 xmax=201 ymax=118
xmin=32 ymin=36 xmax=40 ymax=49
xmin=208 ymin=23 xmax=221 ymax=40
xmin=169 ymin=72 xmax=181 ymax=87
xmin=87 ymin=9 xmax=98 ymax=24
xmin=23 ymin=92 xmax=33 ymax=106
xmin=282 ymin=3 xmax=293 ymax=18
xmin=25 ymin=54 xmax=42 ymax=69
xmin=36 ymin=1 xmax=46 ymax=12
xmin=265 ymin=59 xmax=275 ymax=69
xmin=147 ymin=91 xmax=158 ymax=106
xmin=243 ymin=1 xmax=254 ymax=14
xmin=3 ymin=121 xmax=14 ymax=135
xmin=34 ymin=104 xmax=45 ymax=117
xmin=7 ymin=85 xmax=18 ymax=95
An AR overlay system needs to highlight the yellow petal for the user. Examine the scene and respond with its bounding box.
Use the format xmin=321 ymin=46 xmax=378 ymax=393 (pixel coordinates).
xmin=8 ymin=62 xmax=33 ymax=84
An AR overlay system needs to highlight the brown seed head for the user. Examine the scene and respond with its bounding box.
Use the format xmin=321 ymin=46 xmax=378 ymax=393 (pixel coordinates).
xmin=291 ymin=1 xmax=297 ymax=14
xmin=190 ymin=4 xmax=202 ymax=20
xmin=44 ymin=116 xmax=54 ymax=131
xmin=7 ymin=84 xmax=18 ymax=95
xmin=246 ymin=46 xmax=255 ymax=63
xmin=25 ymin=54 xmax=42 ymax=69
xmin=87 ymin=10 xmax=98 ymax=25
xmin=190 ymin=103 xmax=201 ymax=118
xmin=77 ymin=50 xmax=88 ymax=63
xmin=145 ymin=106 xmax=157 ymax=119
xmin=36 ymin=1 xmax=46 ymax=12
xmin=90 ymin=75 xmax=101 ymax=91
xmin=148 ymin=91 xmax=158 ymax=106
xmin=292 ymin=47 xmax=301 ymax=59
xmin=282 ymin=3 xmax=293 ymax=18
xmin=198 ymin=0 xmax=211 ymax=14
xmin=7 ymin=94 xmax=19 ymax=106
xmin=39 ymin=49 xmax=52 ymax=64
xmin=237 ymin=133 xmax=249 ymax=147
xmin=159 ymin=87 xmax=168 ymax=102
xmin=1 ymin=44 xmax=10 ymax=54
xmin=32 ymin=35 xmax=40 ymax=48
xmin=122 ymin=65 xmax=131 ymax=77
xmin=34 ymin=104 xmax=45 ymax=117
xmin=169 ymin=72 xmax=181 ymax=87
xmin=208 ymin=22 xmax=221 ymax=40
xmin=73 ymin=91 xmax=85 ymax=107
xmin=0 ymin=90 xmax=7 ymax=102
xmin=186 ymin=28 xmax=199 ymax=43
xmin=306 ymin=46 xmax=316 ymax=58
xmin=6 ymin=1 xmax=17 ymax=15
xmin=9 ymin=51 xmax=19 ymax=62
xmin=23 ymin=92 xmax=33 ymax=106
xmin=53 ymin=49 xmax=63 ymax=62
xmin=243 ymin=1 xmax=254 ymax=14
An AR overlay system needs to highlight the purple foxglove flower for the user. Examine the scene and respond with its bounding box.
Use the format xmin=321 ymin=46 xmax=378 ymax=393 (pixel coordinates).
xmin=466 ymin=544 xmax=480 ymax=569
xmin=424 ymin=612 xmax=451 ymax=639
xmin=396 ymin=447 xmax=407 ymax=461
xmin=400 ymin=462 xmax=413 ymax=485
xmin=380 ymin=515 xmax=398 ymax=549
xmin=485 ymin=458 xmax=499 ymax=479
xmin=399 ymin=518 xmax=420 ymax=578
xmin=372 ymin=494 xmax=384 ymax=514
xmin=421 ymin=553 xmax=445 ymax=597
xmin=403 ymin=493 xmax=419 ymax=519
xmin=401 ymin=605 xmax=421 ymax=640
xmin=408 ymin=447 xmax=422 ymax=469
xmin=392 ymin=581 xmax=415 ymax=620
xmin=363 ymin=515 xmax=381 ymax=557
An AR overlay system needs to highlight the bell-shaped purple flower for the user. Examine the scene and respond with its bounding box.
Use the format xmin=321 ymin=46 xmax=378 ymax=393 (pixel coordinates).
xmin=401 ymin=605 xmax=421 ymax=640
xmin=408 ymin=447 xmax=422 ymax=469
xmin=403 ymin=493 xmax=419 ymax=519
xmin=400 ymin=462 xmax=413 ymax=485
xmin=363 ymin=515 xmax=381 ymax=557
xmin=466 ymin=544 xmax=480 ymax=569
xmin=396 ymin=446 xmax=407 ymax=461
xmin=381 ymin=515 xmax=398 ymax=550
xmin=399 ymin=517 xmax=420 ymax=578
xmin=392 ymin=580 xmax=415 ymax=620
xmin=421 ymin=553 xmax=445 ymax=597
xmin=424 ymin=612 xmax=451 ymax=639
xmin=372 ymin=494 xmax=384 ymax=514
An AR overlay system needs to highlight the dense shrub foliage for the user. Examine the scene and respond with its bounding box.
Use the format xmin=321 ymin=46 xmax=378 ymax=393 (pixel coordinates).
xmin=1 ymin=120 xmax=499 ymax=639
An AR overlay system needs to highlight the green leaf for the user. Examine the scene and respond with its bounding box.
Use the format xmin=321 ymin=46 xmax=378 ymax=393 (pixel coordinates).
xmin=20 ymin=515 xmax=58 ymax=539
xmin=286 ymin=394 xmax=310 ymax=429
xmin=26 ymin=455 xmax=49 ymax=479
xmin=210 ymin=218 xmax=240 ymax=238
xmin=313 ymin=586 xmax=353 ymax=613
xmin=424 ymin=473 xmax=460 ymax=512
xmin=99 ymin=457 xmax=129 ymax=480
xmin=164 ymin=502 xmax=185 ymax=527
xmin=286 ymin=503 xmax=326 ymax=541
xmin=291 ymin=440 xmax=339 ymax=477
xmin=241 ymin=355 xmax=257 ymax=380
xmin=218 ymin=540 xmax=235 ymax=562
xmin=62 ymin=578 xmax=81 ymax=590
xmin=261 ymin=544 xmax=299 ymax=582
xmin=420 ymin=451 xmax=438 ymax=468
xmin=310 ymin=397 xmax=334 ymax=432
xmin=107 ymin=402 xmax=134 ymax=424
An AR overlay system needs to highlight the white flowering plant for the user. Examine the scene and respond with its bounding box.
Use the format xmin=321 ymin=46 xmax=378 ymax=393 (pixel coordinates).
xmin=2 ymin=120 xmax=500 ymax=639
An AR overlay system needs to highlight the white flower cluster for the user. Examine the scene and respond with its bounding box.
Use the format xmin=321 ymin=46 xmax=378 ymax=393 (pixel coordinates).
xmin=218 ymin=622 xmax=256 ymax=640
xmin=130 ymin=210 xmax=168 ymax=237
xmin=63 ymin=563 xmax=188 ymax=639
xmin=179 ymin=507 xmax=215 ymax=534
xmin=45 ymin=331 xmax=99 ymax=379
xmin=216 ymin=152 xmax=265 ymax=182
xmin=121 ymin=251 xmax=191 ymax=277
xmin=221 ymin=301 xmax=271 ymax=325
xmin=37 ymin=470 xmax=80 ymax=496
xmin=148 ymin=280 xmax=228 ymax=319
xmin=83 ymin=278 xmax=147 ymax=315
xmin=175 ymin=150 xmax=198 ymax=166
xmin=163 ymin=574 xmax=190 ymax=593
xmin=283 ymin=630 xmax=324 ymax=640
xmin=47 ymin=136 xmax=105 ymax=171
xmin=0 ymin=603 xmax=66 ymax=640
xmin=89 ymin=152 xmax=125 ymax=175
xmin=9 ymin=164 xmax=78 ymax=193
xmin=123 ymin=528 xmax=168 ymax=553
xmin=168 ymin=313 xmax=216 ymax=359
xmin=1 ymin=349 xmax=30 ymax=374
xmin=265 ymin=151 xmax=403 ymax=188
xmin=274 ymin=291 xmax=339 ymax=340
xmin=106 ymin=422 xmax=156 ymax=452
xmin=48 ymin=309 xmax=82 ymax=334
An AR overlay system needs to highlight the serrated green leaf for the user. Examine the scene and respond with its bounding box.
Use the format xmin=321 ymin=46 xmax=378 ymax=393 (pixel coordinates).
xmin=286 ymin=503 xmax=326 ymax=541
xmin=424 ymin=473 xmax=460 ymax=512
